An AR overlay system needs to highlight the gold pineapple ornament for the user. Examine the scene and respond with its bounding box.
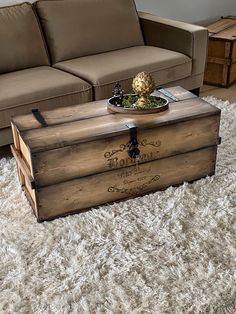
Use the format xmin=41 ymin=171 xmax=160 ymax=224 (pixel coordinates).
xmin=132 ymin=71 xmax=155 ymax=109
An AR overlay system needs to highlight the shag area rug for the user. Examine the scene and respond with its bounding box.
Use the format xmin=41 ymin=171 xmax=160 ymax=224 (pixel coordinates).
xmin=0 ymin=97 xmax=235 ymax=314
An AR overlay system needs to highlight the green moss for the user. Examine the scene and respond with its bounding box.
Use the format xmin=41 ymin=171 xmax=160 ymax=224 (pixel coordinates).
xmin=122 ymin=95 xmax=138 ymax=108
xmin=122 ymin=95 xmax=166 ymax=109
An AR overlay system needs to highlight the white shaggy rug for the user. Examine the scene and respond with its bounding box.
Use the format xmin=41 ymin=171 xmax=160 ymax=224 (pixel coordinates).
xmin=0 ymin=97 xmax=236 ymax=314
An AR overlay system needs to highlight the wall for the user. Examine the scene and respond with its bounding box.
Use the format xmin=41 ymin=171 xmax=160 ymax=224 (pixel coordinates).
xmin=0 ymin=0 xmax=34 ymax=5
xmin=0 ymin=0 xmax=235 ymax=25
xmin=135 ymin=0 xmax=236 ymax=24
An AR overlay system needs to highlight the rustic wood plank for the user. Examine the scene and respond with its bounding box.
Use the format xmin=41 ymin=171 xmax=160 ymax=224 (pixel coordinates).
xmin=222 ymin=65 xmax=229 ymax=86
xmin=207 ymin=57 xmax=231 ymax=65
xmin=11 ymin=123 xmax=25 ymax=187
xmin=232 ymin=42 xmax=236 ymax=62
xmin=21 ymin=98 xmax=220 ymax=153
xmin=12 ymin=100 xmax=111 ymax=131
xmin=11 ymin=145 xmax=37 ymax=210
xmin=24 ymin=178 xmax=37 ymax=207
xmin=19 ymin=134 xmax=33 ymax=175
xmin=208 ymin=40 xmax=231 ymax=59
xmin=33 ymin=115 xmax=220 ymax=187
xmin=11 ymin=146 xmax=35 ymax=190
xmin=225 ymin=42 xmax=232 ymax=60
xmin=12 ymin=87 xmax=191 ymax=132
xmin=212 ymin=24 xmax=236 ymax=41
xmin=36 ymin=146 xmax=217 ymax=221
xmin=11 ymin=122 xmax=20 ymax=150
xmin=204 ymin=62 xmax=229 ymax=87
xmin=229 ymin=62 xmax=236 ymax=84
xmin=23 ymin=185 xmax=37 ymax=216
xmin=208 ymin=18 xmax=236 ymax=35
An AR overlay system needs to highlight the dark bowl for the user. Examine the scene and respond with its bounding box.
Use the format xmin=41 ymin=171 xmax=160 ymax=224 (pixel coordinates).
xmin=107 ymin=94 xmax=169 ymax=114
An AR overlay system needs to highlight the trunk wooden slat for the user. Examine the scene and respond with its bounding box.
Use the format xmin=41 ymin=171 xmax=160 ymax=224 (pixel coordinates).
xmin=37 ymin=147 xmax=217 ymax=220
xmin=16 ymin=97 xmax=217 ymax=153
xmin=204 ymin=17 xmax=236 ymax=87
xmin=12 ymin=87 xmax=195 ymax=132
xmin=11 ymin=87 xmax=221 ymax=221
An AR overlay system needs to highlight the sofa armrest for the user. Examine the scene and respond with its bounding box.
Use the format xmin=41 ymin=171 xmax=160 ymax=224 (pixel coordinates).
xmin=138 ymin=12 xmax=208 ymax=76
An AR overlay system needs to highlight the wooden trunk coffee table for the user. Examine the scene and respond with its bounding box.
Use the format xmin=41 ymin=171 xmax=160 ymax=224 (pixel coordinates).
xmin=11 ymin=86 xmax=221 ymax=222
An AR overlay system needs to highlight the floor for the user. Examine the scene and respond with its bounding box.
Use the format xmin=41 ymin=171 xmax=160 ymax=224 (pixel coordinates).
xmin=0 ymin=82 xmax=235 ymax=159
xmin=200 ymin=82 xmax=236 ymax=103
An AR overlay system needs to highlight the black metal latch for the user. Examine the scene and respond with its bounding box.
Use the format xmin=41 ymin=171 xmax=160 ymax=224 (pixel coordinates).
xmin=32 ymin=109 xmax=48 ymax=128
xmin=126 ymin=123 xmax=140 ymax=160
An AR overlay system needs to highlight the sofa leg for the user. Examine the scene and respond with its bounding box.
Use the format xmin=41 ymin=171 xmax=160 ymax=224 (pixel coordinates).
xmin=190 ymin=87 xmax=200 ymax=96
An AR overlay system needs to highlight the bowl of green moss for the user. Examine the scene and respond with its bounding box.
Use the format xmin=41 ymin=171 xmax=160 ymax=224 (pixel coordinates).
xmin=108 ymin=94 xmax=169 ymax=114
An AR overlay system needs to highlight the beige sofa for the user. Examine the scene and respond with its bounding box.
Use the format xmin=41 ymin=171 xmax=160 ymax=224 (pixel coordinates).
xmin=0 ymin=0 xmax=208 ymax=147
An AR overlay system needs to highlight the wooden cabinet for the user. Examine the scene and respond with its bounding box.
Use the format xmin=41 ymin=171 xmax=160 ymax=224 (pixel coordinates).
xmin=204 ymin=17 xmax=236 ymax=87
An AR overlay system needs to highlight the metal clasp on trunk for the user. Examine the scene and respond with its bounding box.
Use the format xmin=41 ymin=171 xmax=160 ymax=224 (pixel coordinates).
xmin=32 ymin=109 xmax=48 ymax=128
xmin=126 ymin=123 xmax=140 ymax=160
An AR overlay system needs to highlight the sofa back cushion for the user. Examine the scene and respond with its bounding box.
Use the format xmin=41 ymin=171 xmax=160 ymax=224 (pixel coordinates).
xmin=36 ymin=0 xmax=144 ymax=64
xmin=0 ymin=3 xmax=49 ymax=74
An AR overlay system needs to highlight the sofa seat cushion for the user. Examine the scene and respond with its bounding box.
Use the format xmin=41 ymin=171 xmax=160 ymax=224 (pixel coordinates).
xmin=0 ymin=66 xmax=92 ymax=129
xmin=0 ymin=3 xmax=49 ymax=74
xmin=36 ymin=0 xmax=144 ymax=63
xmin=54 ymin=46 xmax=192 ymax=100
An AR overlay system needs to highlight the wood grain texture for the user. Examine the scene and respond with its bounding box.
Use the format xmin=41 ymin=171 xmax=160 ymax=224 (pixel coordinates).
xmin=11 ymin=122 xmax=20 ymax=150
xmin=212 ymin=24 xmax=236 ymax=41
xmin=11 ymin=122 xmax=38 ymax=215
xmin=205 ymin=18 xmax=236 ymax=87
xmin=232 ymin=42 xmax=236 ymax=62
xmin=24 ymin=177 xmax=37 ymax=208
xmin=207 ymin=57 xmax=231 ymax=66
xmin=205 ymin=63 xmax=228 ymax=86
xmin=12 ymin=100 xmax=111 ymax=131
xmin=20 ymin=98 xmax=220 ymax=153
xmin=11 ymin=146 xmax=35 ymax=189
xmin=229 ymin=62 xmax=236 ymax=85
xmin=208 ymin=40 xmax=231 ymax=59
xmin=12 ymin=87 xmax=191 ymax=132
xmin=33 ymin=115 xmax=220 ymax=187
xmin=208 ymin=18 xmax=236 ymax=36
xmin=11 ymin=123 xmax=25 ymax=187
xmin=10 ymin=146 xmax=37 ymax=215
xmin=36 ymin=146 xmax=217 ymax=221
xmin=19 ymin=134 xmax=33 ymax=175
